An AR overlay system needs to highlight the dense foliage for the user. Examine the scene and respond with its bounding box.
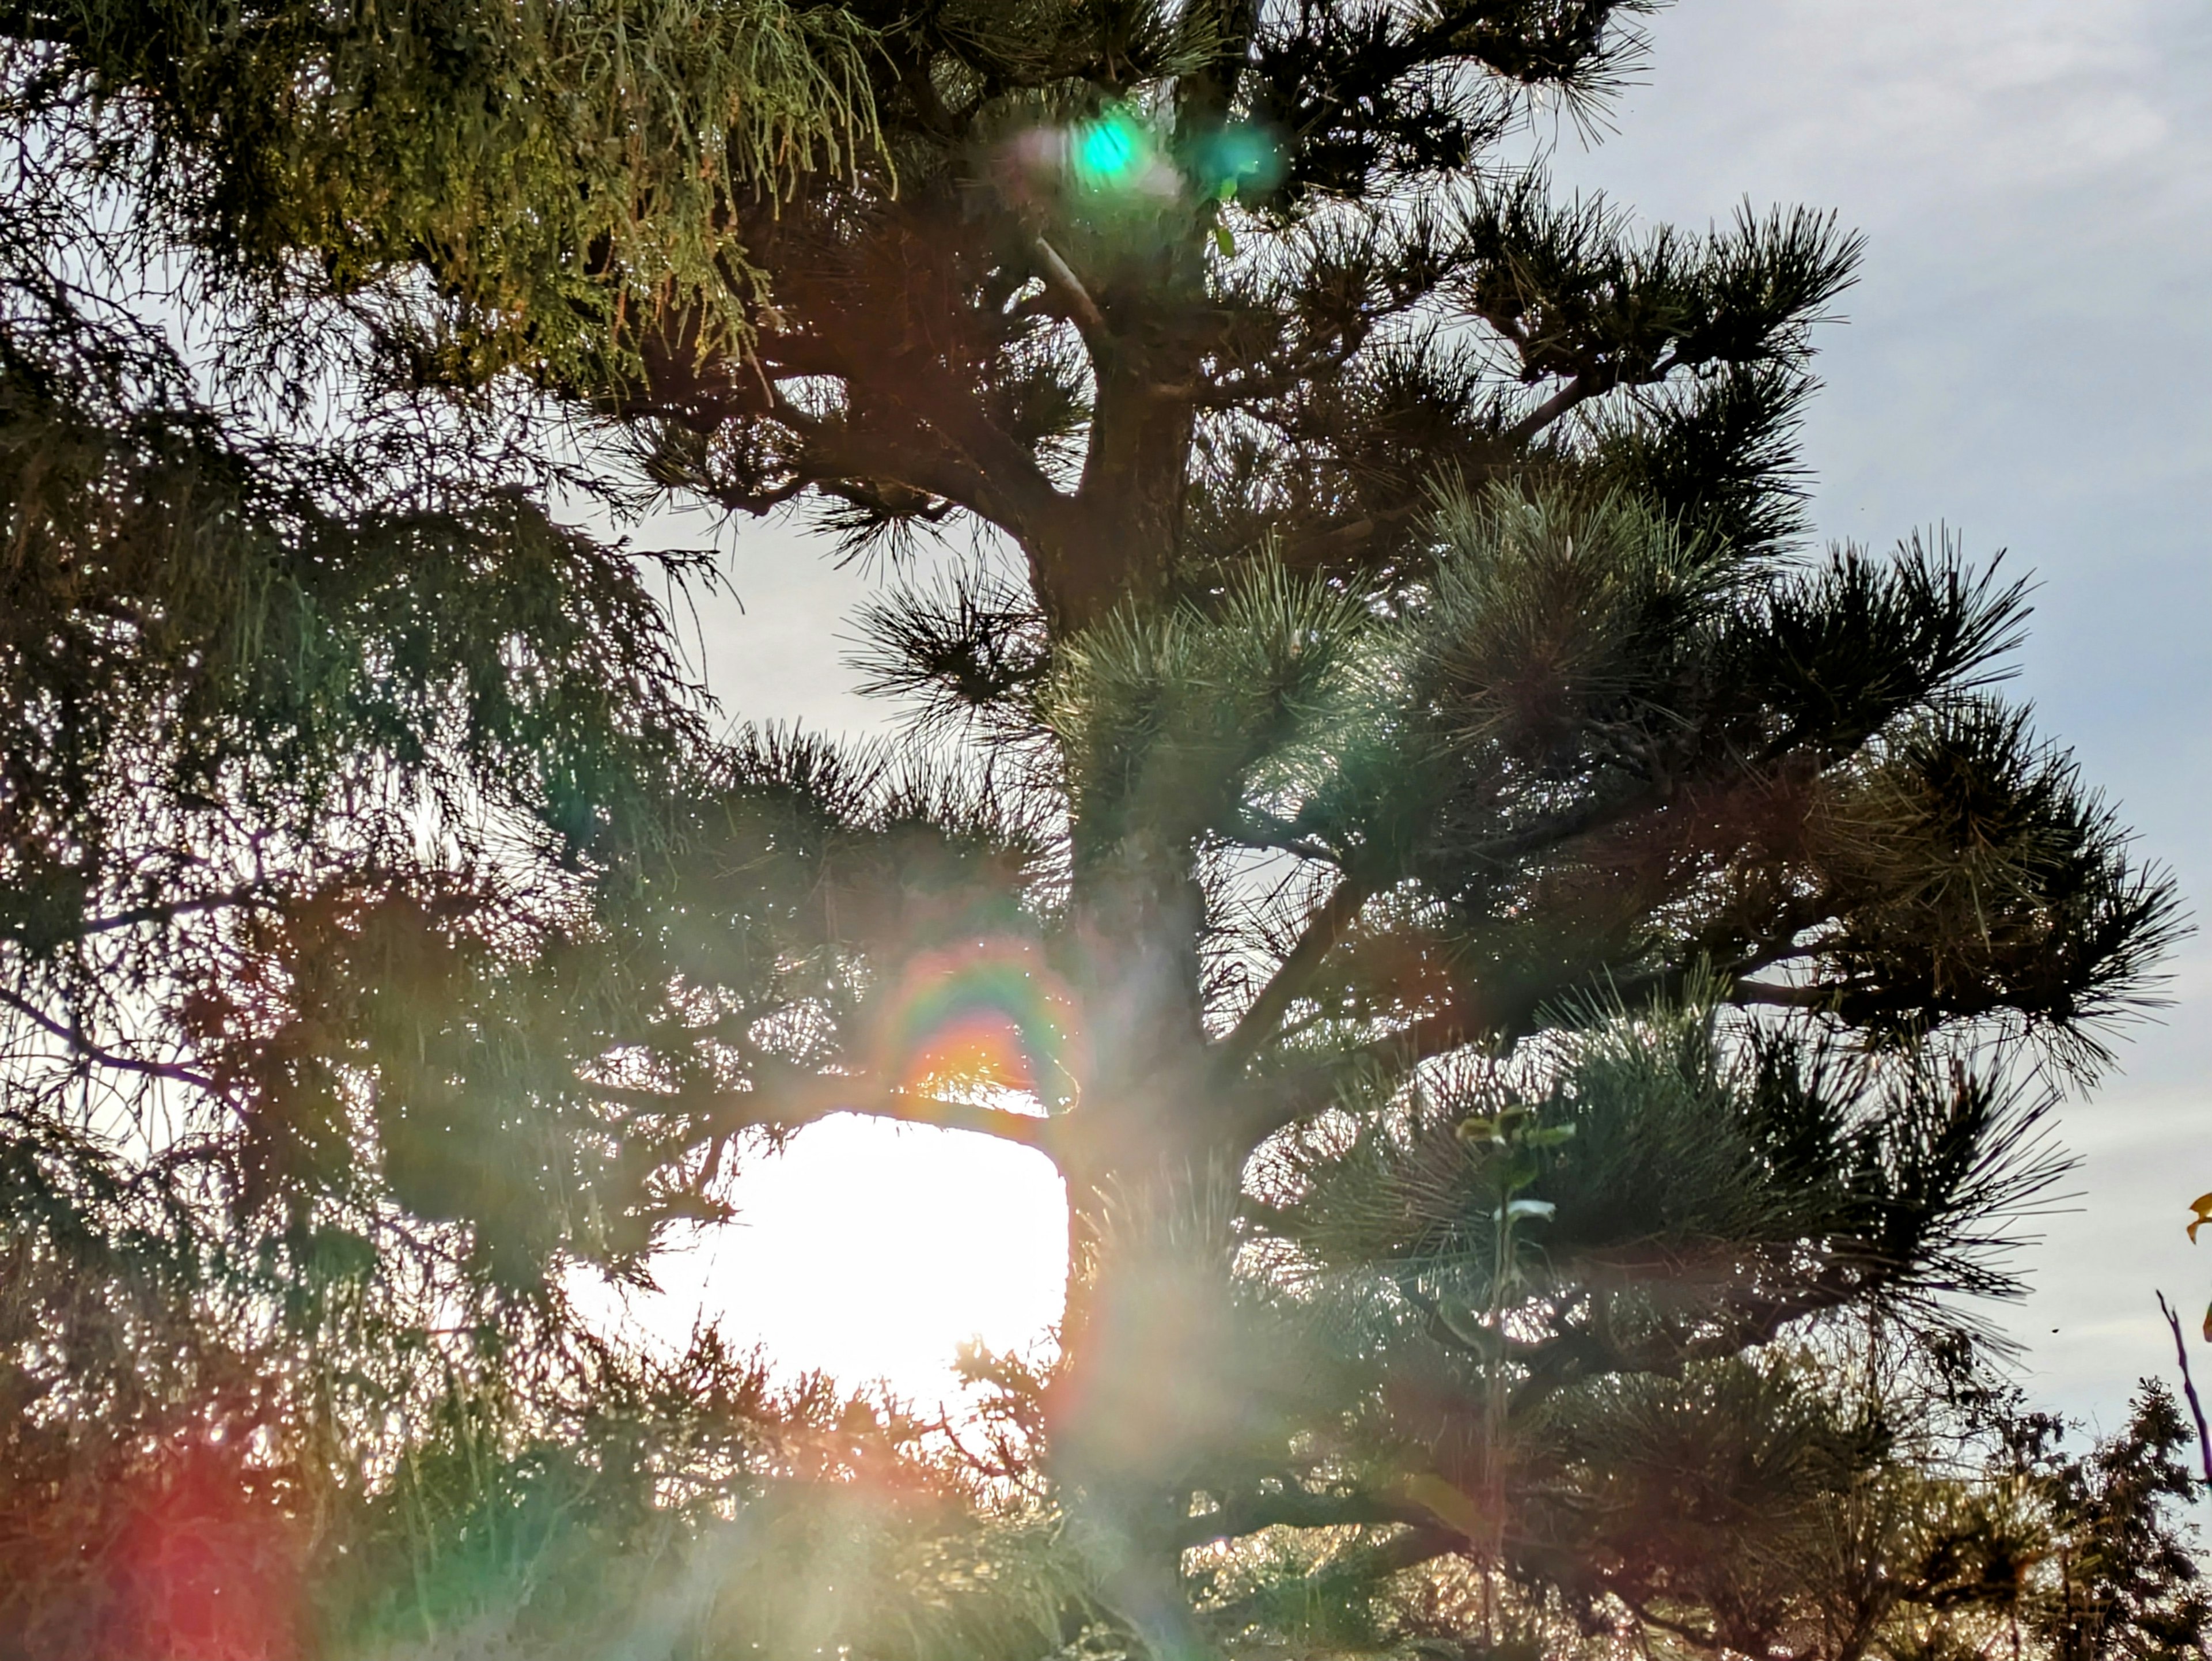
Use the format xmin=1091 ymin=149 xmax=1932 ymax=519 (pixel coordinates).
xmin=0 ymin=1 xmax=2201 ymax=1658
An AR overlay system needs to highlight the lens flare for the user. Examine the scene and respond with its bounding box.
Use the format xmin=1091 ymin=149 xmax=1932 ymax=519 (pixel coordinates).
xmin=878 ymin=940 xmax=1079 ymax=1109
xmin=1072 ymin=112 xmax=1143 ymax=190
xmin=1002 ymin=111 xmax=1264 ymax=211
xmin=107 ymin=1448 xmax=301 ymax=1659
xmin=1194 ymin=123 xmax=1285 ymax=200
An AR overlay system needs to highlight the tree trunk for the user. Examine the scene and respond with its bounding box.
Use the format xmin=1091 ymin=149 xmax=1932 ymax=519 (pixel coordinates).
xmin=1029 ymin=369 xmax=1196 ymax=632
xmin=1043 ymin=836 xmax=1244 ymax=1656
xmin=1051 ymin=1145 xmax=1236 ymax=1661
xmin=1028 ymin=287 xmax=1229 ymax=1646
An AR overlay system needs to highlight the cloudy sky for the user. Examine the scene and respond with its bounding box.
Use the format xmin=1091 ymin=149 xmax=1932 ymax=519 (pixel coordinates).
xmin=597 ymin=0 xmax=2212 ymax=1441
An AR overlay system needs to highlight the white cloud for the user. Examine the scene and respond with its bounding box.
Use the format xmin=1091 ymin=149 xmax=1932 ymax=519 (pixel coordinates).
xmin=1565 ymin=0 xmax=2200 ymax=226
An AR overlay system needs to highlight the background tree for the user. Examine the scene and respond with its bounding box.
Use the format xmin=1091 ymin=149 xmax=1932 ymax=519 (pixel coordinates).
xmin=0 ymin=1 xmax=2199 ymax=1658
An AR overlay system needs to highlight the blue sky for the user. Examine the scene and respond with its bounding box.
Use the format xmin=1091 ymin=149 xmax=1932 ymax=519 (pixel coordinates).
xmin=1543 ymin=0 xmax=2212 ymax=1432
xmin=613 ymin=0 xmax=2212 ymax=1438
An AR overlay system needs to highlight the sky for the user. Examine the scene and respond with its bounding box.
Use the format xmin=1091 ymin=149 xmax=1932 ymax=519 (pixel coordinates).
xmin=590 ymin=0 xmax=2212 ymax=1439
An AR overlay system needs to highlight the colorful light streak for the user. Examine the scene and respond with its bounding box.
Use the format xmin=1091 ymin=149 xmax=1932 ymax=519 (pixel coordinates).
xmin=878 ymin=939 xmax=1079 ymax=1110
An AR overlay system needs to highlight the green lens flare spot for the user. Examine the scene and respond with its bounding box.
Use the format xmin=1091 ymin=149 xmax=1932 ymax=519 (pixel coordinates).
xmin=1073 ymin=113 xmax=1145 ymax=190
xmin=1197 ymin=123 xmax=1286 ymax=201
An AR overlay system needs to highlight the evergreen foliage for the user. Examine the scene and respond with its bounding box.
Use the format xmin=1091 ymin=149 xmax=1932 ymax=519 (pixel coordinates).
xmin=0 ymin=1 xmax=2201 ymax=1658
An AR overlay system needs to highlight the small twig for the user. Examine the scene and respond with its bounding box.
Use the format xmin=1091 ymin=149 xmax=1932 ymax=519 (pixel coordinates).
xmin=2156 ymin=1291 xmax=2212 ymax=1489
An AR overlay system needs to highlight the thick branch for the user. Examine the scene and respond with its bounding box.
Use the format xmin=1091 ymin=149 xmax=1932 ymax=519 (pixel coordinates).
xmin=1235 ymin=945 xmax=1817 ymax=1159
xmin=1231 ymin=996 xmax=1493 ymax=1149
xmin=1502 ymin=373 xmax=1600 ymax=445
xmin=1029 ymin=236 xmax=1111 ymax=350
xmin=1727 ymin=978 xmax=1833 ymax=1008
xmin=758 ymin=334 xmax=1075 ymax=553
xmin=1196 ymin=1524 xmax=1464 ymax=1635
xmin=1461 ymin=780 xmax=1670 ymax=870
xmin=44 ymin=887 xmax=272 ymax=941
xmin=589 ymin=1075 xmax=1061 ymax=1159
xmin=1173 ymin=1485 xmax=1440 ymax=1552
xmin=1506 ymin=1273 xmax=1865 ymax=1417
xmin=1216 ymin=875 xmax=1370 ymax=1073
xmin=1231 ymin=823 xmax=1842 ymax=1153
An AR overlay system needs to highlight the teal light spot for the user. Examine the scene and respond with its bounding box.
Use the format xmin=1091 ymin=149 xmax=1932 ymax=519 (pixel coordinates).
xmin=1196 ymin=123 xmax=1286 ymax=200
xmin=1073 ymin=113 xmax=1145 ymax=190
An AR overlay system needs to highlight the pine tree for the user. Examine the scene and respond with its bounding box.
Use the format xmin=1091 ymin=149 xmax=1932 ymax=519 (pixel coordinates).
xmin=1 ymin=2 xmax=2198 ymax=1658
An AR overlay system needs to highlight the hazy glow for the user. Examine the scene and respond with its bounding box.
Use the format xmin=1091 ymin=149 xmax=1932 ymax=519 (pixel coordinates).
xmin=605 ymin=940 xmax=1076 ymax=1408
xmin=1194 ymin=123 xmax=1285 ymax=199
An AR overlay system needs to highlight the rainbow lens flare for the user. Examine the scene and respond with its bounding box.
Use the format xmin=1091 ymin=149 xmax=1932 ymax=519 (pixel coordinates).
xmin=878 ymin=940 xmax=1078 ymax=1110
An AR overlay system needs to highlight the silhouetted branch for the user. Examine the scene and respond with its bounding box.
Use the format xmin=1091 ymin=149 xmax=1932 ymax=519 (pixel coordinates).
xmin=589 ymin=1075 xmax=1060 ymax=1156
xmin=1030 ymin=235 xmax=1109 ymax=348
xmin=1173 ymin=1486 xmax=1438 ymax=1551
xmin=1217 ymin=875 xmax=1370 ymax=1072
xmin=0 ymin=985 xmax=221 ymax=1094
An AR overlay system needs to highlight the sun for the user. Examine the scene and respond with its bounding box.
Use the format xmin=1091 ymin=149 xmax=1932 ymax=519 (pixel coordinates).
xmin=585 ymin=1114 xmax=1069 ymax=1410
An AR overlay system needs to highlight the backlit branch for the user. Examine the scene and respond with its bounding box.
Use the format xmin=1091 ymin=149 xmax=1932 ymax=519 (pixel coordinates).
xmin=1173 ymin=1486 xmax=1444 ymax=1552
xmin=0 ymin=985 xmax=222 ymax=1095
xmin=589 ymin=1075 xmax=1060 ymax=1157
xmin=1216 ymin=874 xmax=1371 ymax=1073
xmin=1030 ymin=235 xmax=1110 ymax=349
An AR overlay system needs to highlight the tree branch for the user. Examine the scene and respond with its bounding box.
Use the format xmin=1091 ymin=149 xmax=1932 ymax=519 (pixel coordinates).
xmin=587 ymin=1075 xmax=1061 ymax=1159
xmin=1726 ymin=978 xmax=1834 ymax=1008
xmin=1232 ymin=995 xmax=1499 ymax=1149
xmin=1506 ymin=1280 xmax=1850 ymax=1416
xmin=1503 ymin=373 xmax=1601 ymax=445
xmin=0 ymin=985 xmax=221 ymax=1094
xmin=1174 ymin=1485 xmax=1441 ymax=1551
xmin=1216 ymin=875 xmax=1370 ymax=1073
xmin=56 ymin=887 xmax=272 ymax=940
xmin=1618 ymin=1595 xmax=1729 ymax=1657
xmin=2158 ymin=1291 xmax=2212 ymax=1489
xmin=1195 ymin=1523 xmax=1464 ymax=1635
xmin=1029 ymin=235 xmax=1111 ymax=350
xmin=1234 ymin=910 xmax=1829 ymax=1155
xmin=1459 ymin=781 xmax=1671 ymax=870
xmin=771 ymin=405 xmax=1062 ymax=548
xmin=758 ymin=332 xmax=1075 ymax=551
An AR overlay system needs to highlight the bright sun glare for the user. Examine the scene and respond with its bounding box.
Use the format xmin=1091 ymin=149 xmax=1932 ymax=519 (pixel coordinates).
xmin=590 ymin=1116 xmax=1069 ymax=1410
